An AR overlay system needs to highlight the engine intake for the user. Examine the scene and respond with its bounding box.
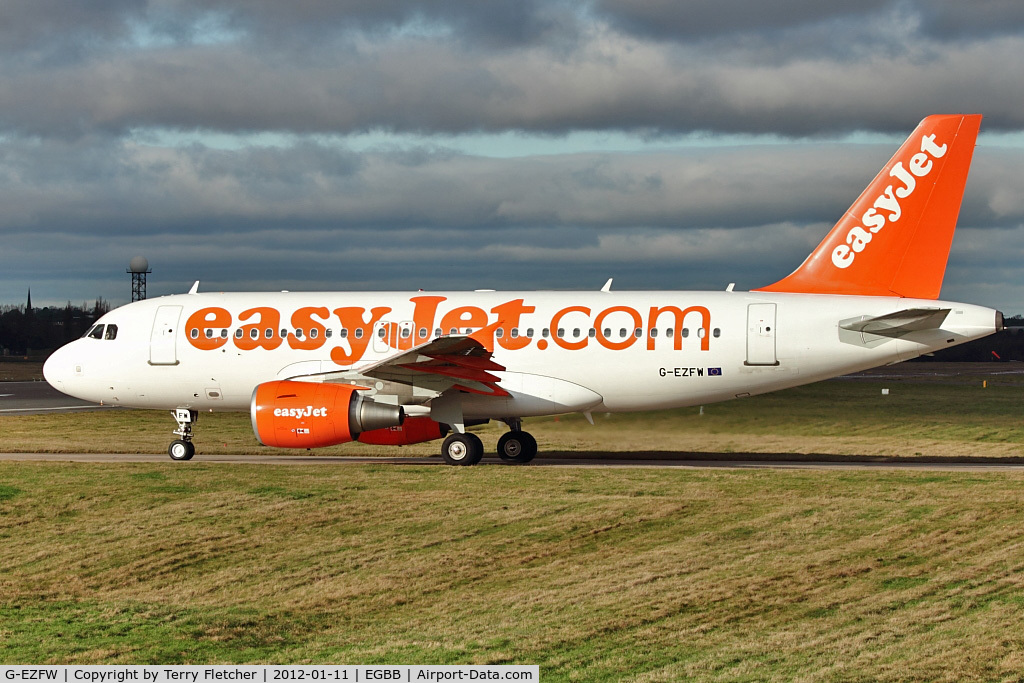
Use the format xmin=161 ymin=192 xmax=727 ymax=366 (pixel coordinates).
xmin=250 ymin=380 xmax=404 ymax=449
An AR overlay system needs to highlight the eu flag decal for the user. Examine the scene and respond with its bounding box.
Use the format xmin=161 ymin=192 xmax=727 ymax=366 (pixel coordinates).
xmin=707 ymin=367 xmax=722 ymax=376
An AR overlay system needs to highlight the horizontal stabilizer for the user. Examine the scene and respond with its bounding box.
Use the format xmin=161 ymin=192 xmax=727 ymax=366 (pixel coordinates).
xmin=839 ymin=308 xmax=951 ymax=338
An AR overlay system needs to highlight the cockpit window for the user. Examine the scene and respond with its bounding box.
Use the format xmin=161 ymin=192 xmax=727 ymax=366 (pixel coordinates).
xmin=82 ymin=323 xmax=119 ymax=340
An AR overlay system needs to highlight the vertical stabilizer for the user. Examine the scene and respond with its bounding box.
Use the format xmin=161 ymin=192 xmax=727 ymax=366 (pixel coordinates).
xmin=755 ymin=114 xmax=981 ymax=299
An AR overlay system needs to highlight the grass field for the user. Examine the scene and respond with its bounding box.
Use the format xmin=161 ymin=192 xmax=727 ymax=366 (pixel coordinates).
xmin=0 ymin=360 xmax=44 ymax=382
xmin=3 ymin=364 xmax=1024 ymax=677
xmin=2 ymin=462 xmax=1024 ymax=680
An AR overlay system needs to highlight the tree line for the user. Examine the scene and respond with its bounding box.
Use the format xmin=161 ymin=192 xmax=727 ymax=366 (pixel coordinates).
xmin=0 ymin=300 xmax=110 ymax=357
xmin=920 ymin=315 xmax=1024 ymax=362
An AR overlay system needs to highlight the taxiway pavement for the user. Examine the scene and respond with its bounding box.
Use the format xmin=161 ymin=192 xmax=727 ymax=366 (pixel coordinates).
xmin=0 ymin=381 xmax=110 ymax=415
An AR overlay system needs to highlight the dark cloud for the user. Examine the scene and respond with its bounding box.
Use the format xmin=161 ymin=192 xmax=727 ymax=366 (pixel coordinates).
xmin=593 ymin=0 xmax=1024 ymax=42
xmin=0 ymin=0 xmax=136 ymax=61
xmin=915 ymin=0 xmax=1024 ymax=39
xmin=1 ymin=1 xmax=1023 ymax=138
xmin=9 ymin=0 xmax=1020 ymax=58
xmin=2 ymin=34 xmax=1023 ymax=139
xmin=591 ymin=0 xmax=890 ymax=41
xmin=212 ymin=0 xmax=570 ymax=48
xmin=0 ymin=0 xmax=574 ymax=62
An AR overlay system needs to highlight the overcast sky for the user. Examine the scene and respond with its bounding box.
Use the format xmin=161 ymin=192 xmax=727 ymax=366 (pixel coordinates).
xmin=3 ymin=0 xmax=1023 ymax=312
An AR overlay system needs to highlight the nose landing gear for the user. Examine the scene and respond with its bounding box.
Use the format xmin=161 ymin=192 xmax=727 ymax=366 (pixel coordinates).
xmin=168 ymin=408 xmax=197 ymax=461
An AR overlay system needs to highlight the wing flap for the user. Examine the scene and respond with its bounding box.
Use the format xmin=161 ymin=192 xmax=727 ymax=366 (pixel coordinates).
xmin=400 ymin=361 xmax=502 ymax=385
xmin=357 ymin=334 xmax=509 ymax=397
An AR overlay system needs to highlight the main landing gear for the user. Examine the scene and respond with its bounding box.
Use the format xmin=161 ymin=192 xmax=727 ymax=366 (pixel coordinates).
xmin=168 ymin=408 xmax=197 ymax=461
xmin=440 ymin=419 xmax=537 ymax=466
xmin=496 ymin=430 xmax=538 ymax=464
xmin=440 ymin=432 xmax=484 ymax=466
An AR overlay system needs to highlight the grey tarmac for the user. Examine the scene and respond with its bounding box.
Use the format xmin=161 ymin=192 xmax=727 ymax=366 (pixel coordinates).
xmin=0 ymin=380 xmax=110 ymax=414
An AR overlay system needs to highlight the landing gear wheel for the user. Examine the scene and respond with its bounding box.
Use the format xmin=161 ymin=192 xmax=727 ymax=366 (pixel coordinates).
xmin=169 ymin=408 xmax=198 ymax=461
xmin=497 ymin=430 xmax=537 ymax=464
xmin=168 ymin=439 xmax=195 ymax=461
xmin=441 ymin=433 xmax=484 ymax=466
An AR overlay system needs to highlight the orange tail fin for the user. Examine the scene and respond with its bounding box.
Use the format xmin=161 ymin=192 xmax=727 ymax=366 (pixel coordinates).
xmin=755 ymin=114 xmax=981 ymax=299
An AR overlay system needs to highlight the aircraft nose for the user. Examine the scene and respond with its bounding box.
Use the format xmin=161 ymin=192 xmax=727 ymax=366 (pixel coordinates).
xmin=43 ymin=345 xmax=72 ymax=392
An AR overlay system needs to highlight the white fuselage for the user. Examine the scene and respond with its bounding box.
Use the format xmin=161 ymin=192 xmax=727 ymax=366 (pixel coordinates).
xmin=43 ymin=289 xmax=999 ymax=419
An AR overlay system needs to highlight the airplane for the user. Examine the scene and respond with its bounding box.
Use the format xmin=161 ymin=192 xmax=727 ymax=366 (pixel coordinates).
xmin=43 ymin=114 xmax=1001 ymax=464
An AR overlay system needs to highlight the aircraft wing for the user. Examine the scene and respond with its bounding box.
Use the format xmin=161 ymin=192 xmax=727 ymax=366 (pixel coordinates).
xmin=355 ymin=335 xmax=509 ymax=397
xmin=839 ymin=308 xmax=952 ymax=338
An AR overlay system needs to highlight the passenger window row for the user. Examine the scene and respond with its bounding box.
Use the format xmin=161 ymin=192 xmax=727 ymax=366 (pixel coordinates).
xmin=187 ymin=326 xmax=723 ymax=342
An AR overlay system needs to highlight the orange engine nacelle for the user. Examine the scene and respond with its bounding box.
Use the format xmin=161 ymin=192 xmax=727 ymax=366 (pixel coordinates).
xmin=357 ymin=416 xmax=449 ymax=446
xmin=251 ymin=380 xmax=404 ymax=449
